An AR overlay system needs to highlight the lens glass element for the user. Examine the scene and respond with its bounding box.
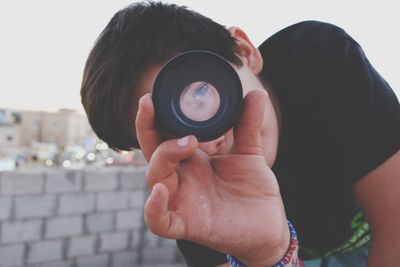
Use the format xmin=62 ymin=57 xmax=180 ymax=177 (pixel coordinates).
xmin=179 ymin=81 xmax=220 ymax=122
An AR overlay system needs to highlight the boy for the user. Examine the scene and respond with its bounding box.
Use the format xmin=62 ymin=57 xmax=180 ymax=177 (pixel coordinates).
xmin=81 ymin=2 xmax=400 ymax=266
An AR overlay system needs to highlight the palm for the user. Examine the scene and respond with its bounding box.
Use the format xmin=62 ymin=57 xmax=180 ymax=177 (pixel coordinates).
xmin=164 ymin=149 xmax=285 ymax=257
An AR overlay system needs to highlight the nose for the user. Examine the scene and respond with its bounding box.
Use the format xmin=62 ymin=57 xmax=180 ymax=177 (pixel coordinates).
xmin=198 ymin=135 xmax=225 ymax=156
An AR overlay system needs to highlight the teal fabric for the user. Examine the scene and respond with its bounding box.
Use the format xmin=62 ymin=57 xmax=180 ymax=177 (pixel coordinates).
xmin=302 ymin=244 xmax=370 ymax=267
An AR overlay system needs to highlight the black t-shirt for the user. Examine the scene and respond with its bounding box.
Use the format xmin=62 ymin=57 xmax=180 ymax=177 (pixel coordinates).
xmin=177 ymin=21 xmax=400 ymax=266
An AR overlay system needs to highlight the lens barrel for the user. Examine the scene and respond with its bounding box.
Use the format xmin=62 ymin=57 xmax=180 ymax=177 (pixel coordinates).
xmin=152 ymin=50 xmax=243 ymax=141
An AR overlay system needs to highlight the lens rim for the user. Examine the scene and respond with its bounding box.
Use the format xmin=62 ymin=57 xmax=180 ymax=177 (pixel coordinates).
xmin=152 ymin=50 xmax=243 ymax=141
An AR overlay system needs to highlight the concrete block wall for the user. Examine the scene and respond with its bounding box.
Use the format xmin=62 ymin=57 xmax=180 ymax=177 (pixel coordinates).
xmin=0 ymin=167 xmax=185 ymax=267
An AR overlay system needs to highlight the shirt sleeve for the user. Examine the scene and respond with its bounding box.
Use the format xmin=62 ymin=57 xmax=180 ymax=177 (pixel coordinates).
xmin=328 ymin=33 xmax=400 ymax=183
xmin=261 ymin=20 xmax=400 ymax=184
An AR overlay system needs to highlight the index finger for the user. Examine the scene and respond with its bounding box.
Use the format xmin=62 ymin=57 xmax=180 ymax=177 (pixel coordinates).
xmin=135 ymin=93 xmax=162 ymax=161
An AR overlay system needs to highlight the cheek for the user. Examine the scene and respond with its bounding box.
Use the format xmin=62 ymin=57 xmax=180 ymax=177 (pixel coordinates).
xmin=227 ymin=131 xmax=234 ymax=146
xmin=219 ymin=129 xmax=234 ymax=154
xmin=242 ymin=83 xmax=265 ymax=97
xmin=242 ymin=86 xmax=253 ymax=96
xmin=236 ymin=66 xmax=265 ymax=96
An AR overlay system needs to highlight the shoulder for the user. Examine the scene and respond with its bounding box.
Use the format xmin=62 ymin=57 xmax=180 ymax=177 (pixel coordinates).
xmin=262 ymin=20 xmax=349 ymax=44
xmin=259 ymin=20 xmax=353 ymax=58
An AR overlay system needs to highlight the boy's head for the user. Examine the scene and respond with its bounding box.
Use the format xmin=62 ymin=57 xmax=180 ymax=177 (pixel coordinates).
xmin=80 ymin=1 xmax=243 ymax=151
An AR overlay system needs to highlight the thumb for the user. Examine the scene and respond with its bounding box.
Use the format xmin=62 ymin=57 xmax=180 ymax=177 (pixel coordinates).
xmin=232 ymin=90 xmax=267 ymax=155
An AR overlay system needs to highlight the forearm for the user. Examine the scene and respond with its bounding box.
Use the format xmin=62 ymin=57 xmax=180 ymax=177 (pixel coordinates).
xmin=367 ymin=234 xmax=400 ymax=267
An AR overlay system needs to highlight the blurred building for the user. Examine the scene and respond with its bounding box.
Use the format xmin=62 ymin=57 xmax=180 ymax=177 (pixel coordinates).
xmin=0 ymin=108 xmax=143 ymax=170
xmin=0 ymin=109 xmax=23 ymax=170
xmin=0 ymin=109 xmax=22 ymax=152
xmin=0 ymin=108 xmax=98 ymax=170
xmin=19 ymin=108 xmax=95 ymax=148
xmin=0 ymin=122 xmax=21 ymax=148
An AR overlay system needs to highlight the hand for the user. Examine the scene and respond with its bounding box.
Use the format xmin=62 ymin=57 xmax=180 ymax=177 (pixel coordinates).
xmin=136 ymin=90 xmax=289 ymax=267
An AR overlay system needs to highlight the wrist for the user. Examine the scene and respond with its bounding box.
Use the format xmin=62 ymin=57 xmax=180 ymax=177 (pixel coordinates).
xmin=245 ymin=218 xmax=290 ymax=267
xmin=227 ymin=220 xmax=299 ymax=267
xmin=245 ymin=227 xmax=290 ymax=267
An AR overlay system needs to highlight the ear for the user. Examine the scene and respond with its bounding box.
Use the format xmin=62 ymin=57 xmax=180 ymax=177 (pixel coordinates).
xmin=228 ymin=27 xmax=263 ymax=74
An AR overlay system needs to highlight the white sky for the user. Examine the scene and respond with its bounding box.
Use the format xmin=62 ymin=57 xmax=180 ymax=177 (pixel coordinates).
xmin=0 ymin=0 xmax=399 ymax=113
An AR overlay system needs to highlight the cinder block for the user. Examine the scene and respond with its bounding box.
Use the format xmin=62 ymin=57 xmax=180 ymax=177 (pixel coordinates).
xmin=76 ymin=254 xmax=109 ymax=267
xmin=97 ymin=191 xmax=130 ymax=211
xmin=86 ymin=212 xmax=114 ymax=233
xmin=1 ymin=170 xmax=43 ymax=195
xmin=84 ymin=168 xmax=119 ymax=191
xmin=0 ymin=244 xmax=24 ymax=267
xmin=58 ymin=193 xmax=95 ymax=215
xmin=67 ymin=235 xmax=96 ymax=258
xmin=111 ymin=251 xmax=139 ymax=267
xmin=45 ymin=169 xmax=82 ymax=193
xmin=15 ymin=195 xmax=55 ymax=219
xmin=46 ymin=216 xmax=83 ymax=238
xmin=144 ymin=230 xmax=161 ymax=247
xmin=137 ymin=264 xmax=185 ymax=267
xmin=120 ymin=168 xmax=146 ymax=190
xmin=1 ymin=219 xmax=42 ymax=243
xmin=142 ymin=246 xmax=178 ymax=264
xmin=130 ymin=190 xmax=146 ymax=209
xmin=131 ymin=229 xmax=142 ymax=248
xmin=99 ymin=232 xmax=129 ymax=252
xmin=160 ymin=237 xmax=178 ymax=246
xmin=28 ymin=240 xmax=63 ymax=264
xmin=116 ymin=210 xmax=143 ymax=230
xmin=0 ymin=196 xmax=12 ymax=220
xmin=31 ymin=260 xmax=72 ymax=267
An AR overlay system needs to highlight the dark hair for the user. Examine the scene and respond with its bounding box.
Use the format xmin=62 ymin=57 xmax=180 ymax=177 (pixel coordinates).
xmin=81 ymin=1 xmax=242 ymax=151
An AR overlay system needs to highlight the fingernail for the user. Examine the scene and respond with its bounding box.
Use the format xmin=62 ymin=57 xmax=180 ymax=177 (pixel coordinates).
xmin=177 ymin=136 xmax=190 ymax=147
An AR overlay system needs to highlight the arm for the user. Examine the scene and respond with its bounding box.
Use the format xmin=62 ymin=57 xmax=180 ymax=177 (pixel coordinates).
xmin=353 ymin=149 xmax=400 ymax=266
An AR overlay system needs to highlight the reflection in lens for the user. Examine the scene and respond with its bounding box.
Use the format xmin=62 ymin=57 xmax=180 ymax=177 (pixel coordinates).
xmin=179 ymin=81 xmax=220 ymax=121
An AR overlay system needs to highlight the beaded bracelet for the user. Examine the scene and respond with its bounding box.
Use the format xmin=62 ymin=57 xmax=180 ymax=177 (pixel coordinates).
xmin=227 ymin=220 xmax=300 ymax=267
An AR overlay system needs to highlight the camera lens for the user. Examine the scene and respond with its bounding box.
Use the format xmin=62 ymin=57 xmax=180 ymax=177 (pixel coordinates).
xmin=179 ymin=81 xmax=220 ymax=122
xmin=152 ymin=50 xmax=243 ymax=141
